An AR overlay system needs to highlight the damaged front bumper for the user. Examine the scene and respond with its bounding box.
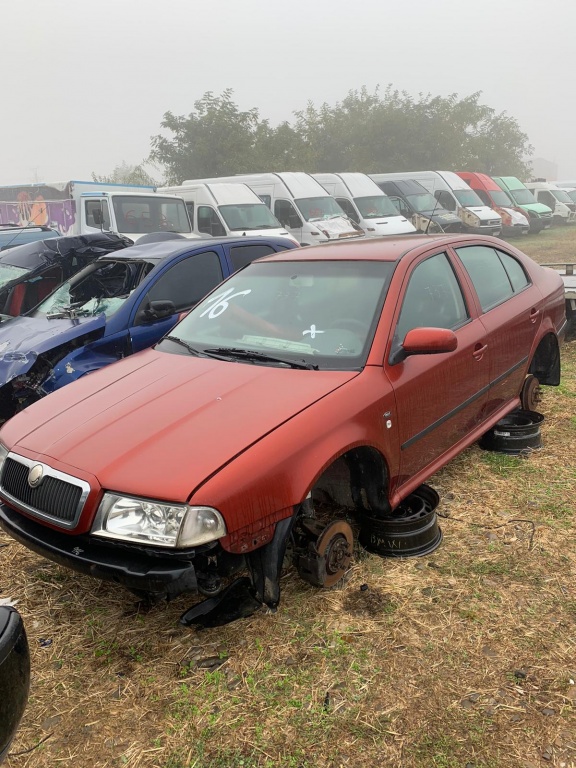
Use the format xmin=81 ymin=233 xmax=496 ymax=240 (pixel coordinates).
xmin=0 ymin=502 xmax=204 ymax=598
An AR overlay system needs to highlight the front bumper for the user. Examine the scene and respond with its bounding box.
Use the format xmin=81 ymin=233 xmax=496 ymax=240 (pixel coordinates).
xmin=464 ymin=224 xmax=502 ymax=236
xmin=0 ymin=502 xmax=201 ymax=598
xmin=502 ymin=223 xmax=529 ymax=237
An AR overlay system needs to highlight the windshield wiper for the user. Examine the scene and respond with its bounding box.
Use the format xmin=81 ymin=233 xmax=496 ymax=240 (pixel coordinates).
xmin=162 ymin=336 xmax=204 ymax=356
xmin=46 ymin=301 xmax=91 ymax=319
xmin=203 ymin=347 xmax=318 ymax=370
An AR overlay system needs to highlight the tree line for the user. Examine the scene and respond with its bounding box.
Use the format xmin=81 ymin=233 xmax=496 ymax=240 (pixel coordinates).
xmin=96 ymin=87 xmax=533 ymax=184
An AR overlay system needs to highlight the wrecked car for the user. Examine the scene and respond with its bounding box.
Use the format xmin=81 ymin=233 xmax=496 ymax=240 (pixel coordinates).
xmin=0 ymin=235 xmax=565 ymax=625
xmin=0 ymin=232 xmax=132 ymax=319
xmin=0 ymin=236 xmax=297 ymax=423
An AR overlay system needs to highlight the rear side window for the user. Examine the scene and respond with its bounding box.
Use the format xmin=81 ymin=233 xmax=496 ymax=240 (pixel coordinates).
xmin=146 ymin=250 xmax=224 ymax=311
xmin=455 ymin=245 xmax=529 ymax=312
xmin=229 ymin=244 xmax=276 ymax=272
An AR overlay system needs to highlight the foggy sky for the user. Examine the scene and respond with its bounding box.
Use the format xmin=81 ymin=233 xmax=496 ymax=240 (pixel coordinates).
xmin=1 ymin=0 xmax=575 ymax=185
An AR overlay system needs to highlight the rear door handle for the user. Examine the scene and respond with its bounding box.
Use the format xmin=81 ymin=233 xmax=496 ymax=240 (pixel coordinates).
xmin=473 ymin=343 xmax=488 ymax=361
xmin=530 ymin=308 xmax=540 ymax=323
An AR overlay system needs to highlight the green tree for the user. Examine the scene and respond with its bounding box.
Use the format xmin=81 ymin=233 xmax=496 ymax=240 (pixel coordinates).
xmin=92 ymin=162 xmax=160 ymax=186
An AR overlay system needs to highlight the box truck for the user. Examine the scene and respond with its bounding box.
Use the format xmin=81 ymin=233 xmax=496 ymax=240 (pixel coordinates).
xmin=0 ymin=181 xmax=195 ymax=242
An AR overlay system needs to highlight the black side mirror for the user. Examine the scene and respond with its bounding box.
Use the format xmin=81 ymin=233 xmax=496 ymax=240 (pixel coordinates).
xmin=0 ymin=607 xmax=30 ymax=762
xmin=137 ymin=299 xmax=176 ymax=323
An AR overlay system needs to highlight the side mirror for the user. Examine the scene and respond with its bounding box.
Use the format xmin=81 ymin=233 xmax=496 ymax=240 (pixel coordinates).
xmin=137 ymin=299 xmax=176 ymax=323
xmin=390 ymin=327 xmax=458 ymax=365
xmin=0 ymin=607 xmax=30 ymax=762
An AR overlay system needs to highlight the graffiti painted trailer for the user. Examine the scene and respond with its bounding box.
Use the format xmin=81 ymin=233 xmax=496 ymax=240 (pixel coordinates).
xmin=0 ymin=181 xmax=195 ymax=243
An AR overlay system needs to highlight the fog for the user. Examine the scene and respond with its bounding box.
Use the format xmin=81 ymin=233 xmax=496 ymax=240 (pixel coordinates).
xmin=1 ymin=0 xmax=574 ymax=185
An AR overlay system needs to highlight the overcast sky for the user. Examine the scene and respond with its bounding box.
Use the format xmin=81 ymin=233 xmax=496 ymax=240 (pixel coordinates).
xmin=1 ymin=0 xmax=575 ymax=185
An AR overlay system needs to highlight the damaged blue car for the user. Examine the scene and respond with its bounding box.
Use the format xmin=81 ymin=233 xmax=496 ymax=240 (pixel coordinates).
xmin=0 ymin=235 xmax=297 ymax=423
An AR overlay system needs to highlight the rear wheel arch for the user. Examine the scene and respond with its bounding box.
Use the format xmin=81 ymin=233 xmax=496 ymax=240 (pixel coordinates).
xmin=528 ymin=332 xmax=561 ymax=386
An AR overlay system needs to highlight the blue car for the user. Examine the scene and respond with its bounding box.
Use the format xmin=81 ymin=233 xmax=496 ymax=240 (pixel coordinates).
xmin=0 ymin=236 xmax=297 ymax=422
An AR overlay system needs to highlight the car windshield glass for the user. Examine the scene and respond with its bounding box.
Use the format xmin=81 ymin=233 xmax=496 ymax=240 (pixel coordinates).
xmin=295 ymin=196 xmax=344 ymax=222
xmin=488 ymin=190 xmax=513 ymax=207
xmin=566 ymin=190 xmax=576 ymax=203
xmin=158 ymin=260 xmax=395 ymax=371
xmin=218 ymin=204 xmax=281 ymax=231
xmin=510 ymin=189 xmax=536 ymax=205
xmin=112 ymin=196 xmax=192 ymax=234
xmin=405 ymin=193 xmax=440 ymax=212
xmin=0 ymin=263 xmax=29 ymax=289
xmin=551 ymin=189 xmax=573 ymax=203
xmin=32 ymin=259 xmax=151 ymax=318
xmin=453 ymin=189 xmax=484 ymax=207
xmin=355 ymin=195 xmax=399 ymax=218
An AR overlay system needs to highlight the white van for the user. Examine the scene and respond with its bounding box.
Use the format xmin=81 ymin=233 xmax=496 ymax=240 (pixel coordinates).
xmin=311 ymin=173 xmax=416 ymax=237
xmin=158 ymin=182 xmax=298 ymax=243
xmin=376 ymin=171 xmax=502 ymax=236
xmin=524 ymin=182 xmax=576 ymax=224
xmin=182 ymin=173 xmax=362 ymax=245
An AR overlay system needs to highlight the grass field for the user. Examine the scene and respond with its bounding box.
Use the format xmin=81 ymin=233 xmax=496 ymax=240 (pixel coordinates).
xmin=2 ymin=226 xmax=576 ymax=768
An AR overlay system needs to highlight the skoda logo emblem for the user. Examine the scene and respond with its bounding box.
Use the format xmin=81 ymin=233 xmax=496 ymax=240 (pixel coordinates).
xmin=27 ymin=464 xmax=44 ymax=489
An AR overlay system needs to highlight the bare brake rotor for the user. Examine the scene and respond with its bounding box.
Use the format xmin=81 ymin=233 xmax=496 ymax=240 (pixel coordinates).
xmin=294 ymin=518 xmax=354 ymax=588
xmin=521 ymin=374 xmax=541 ymax=412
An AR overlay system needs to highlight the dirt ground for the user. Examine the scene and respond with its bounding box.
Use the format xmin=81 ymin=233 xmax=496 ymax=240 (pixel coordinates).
xmin=2 ymin=227 xmax=576 ymax=768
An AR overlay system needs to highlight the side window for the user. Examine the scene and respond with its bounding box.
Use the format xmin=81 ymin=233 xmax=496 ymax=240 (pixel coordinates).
xmin=186 ymin=201 xmax=194 ymax=222
xmin=495 ymin=249 xmax=530 ymax=292
xmin=258 ymin=194 xmax=271 ymax=208
xmin=395 ymin=252 xmax=468 ymax=343
xmin=390 ymin=197 xmax=410 ymax=217
xmin=274 ymin=200 xmax=302 ymax=229
xmin=455 ymin=245 xmax=514 ymax=311
xmin=85 ymin=200 xmax=111 ymax=229
xmin=229 ymin=244 xmax=276 ymax=272
xmin=197 ymin=206 xmax=226 ymax=236
xmin=475 ymin=189 xmax=491 ymax=206
xmin=435 ymin=191 xmax=456 ymax=211
xmin=539 ymin=191 xmax=556 ymax=209
xmin=336 ymin=198 xmax=359 ymax=223
xmin=142 ymin=251 xmax=224 ymax=315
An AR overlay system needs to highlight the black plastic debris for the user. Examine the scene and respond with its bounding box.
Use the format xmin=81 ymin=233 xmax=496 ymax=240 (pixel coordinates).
xmin=180 ymin=577 xmax=262 ymax=629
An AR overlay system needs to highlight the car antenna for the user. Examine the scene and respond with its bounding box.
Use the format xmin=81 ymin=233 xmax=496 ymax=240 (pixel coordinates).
xmin=424 ymin=192 xmax=444 ymax=236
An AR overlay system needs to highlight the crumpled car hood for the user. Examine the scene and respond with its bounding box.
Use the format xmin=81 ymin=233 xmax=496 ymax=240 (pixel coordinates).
xmin=0 ymin=315 xmax=106 ymax=384
xmin=11 ymin=348 xmax=358 ymax=502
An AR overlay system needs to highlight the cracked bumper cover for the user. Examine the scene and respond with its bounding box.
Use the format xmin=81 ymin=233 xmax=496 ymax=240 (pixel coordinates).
xmin=0 ymin=502 xmax=200 ymax=597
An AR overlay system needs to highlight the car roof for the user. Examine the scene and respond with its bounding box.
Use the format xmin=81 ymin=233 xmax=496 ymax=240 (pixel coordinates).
xmin=255 ymin=234 xmax=508 ymax=263
xmin=99 ymin=235 xmax=294 ymax=264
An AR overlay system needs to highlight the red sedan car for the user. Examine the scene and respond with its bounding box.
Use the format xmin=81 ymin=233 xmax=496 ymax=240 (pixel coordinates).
xmin=0 ymin=235 xmax=565 ymax=623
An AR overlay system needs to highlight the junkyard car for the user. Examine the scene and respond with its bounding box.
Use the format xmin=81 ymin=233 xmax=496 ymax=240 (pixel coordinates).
xmin=0 ymin=606 xmax=30 ymax=762
xmin=0 ymin=235 xmax=565 ymax=621
xmin=0 ymin=225 xmax=60 ymax=252
xmin=0 ymin=232 xmax=132 ymax=319
xmin=0 ymin=235 xmax=297 ymax=422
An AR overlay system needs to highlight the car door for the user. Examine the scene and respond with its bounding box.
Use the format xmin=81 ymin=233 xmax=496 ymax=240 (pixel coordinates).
xmin=452 ymin=243 xmax=543 ymax=414
xmin=129 ymin=248 xmax=226 ymax=353
xmin=384 ymin=250 xmax=490 ymax=485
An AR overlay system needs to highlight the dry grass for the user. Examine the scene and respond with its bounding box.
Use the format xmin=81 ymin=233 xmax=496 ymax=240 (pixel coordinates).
xmin=3 ymin=227 xmax=576 ymax=768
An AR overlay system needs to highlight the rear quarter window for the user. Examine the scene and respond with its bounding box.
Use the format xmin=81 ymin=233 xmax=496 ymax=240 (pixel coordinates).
xmin=455 ymin=245 xmax=529 ymax=312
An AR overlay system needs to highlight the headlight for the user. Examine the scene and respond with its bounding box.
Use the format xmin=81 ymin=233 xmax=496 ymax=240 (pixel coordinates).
xmin=92 ymin=493 xmax=227 ymax=548
xmin=0 ymin=444 xmax=8 ymax=478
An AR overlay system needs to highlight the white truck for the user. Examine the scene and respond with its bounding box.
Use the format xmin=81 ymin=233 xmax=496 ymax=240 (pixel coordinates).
xmin=524 ymin=182 xmax=576 ymax=225
xmin=0 ymin=180 xmax=196 ymax=242
xmin=158 ymin=182 xmax=297 ymax=242
xmin=311 ymin=172 xmax=416 ymax=237
xmin=182 ymin=172 xmax=363 ymax=245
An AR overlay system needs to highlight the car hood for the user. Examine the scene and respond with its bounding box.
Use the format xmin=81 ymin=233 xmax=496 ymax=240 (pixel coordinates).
xmin=0 ymin=315 xmax=106 ymax=384
xmin=11 ymin=348 xmax=358 ymax=502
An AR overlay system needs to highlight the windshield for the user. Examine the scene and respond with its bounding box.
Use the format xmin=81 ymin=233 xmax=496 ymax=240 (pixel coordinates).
xmin=218 ymin=204 xmax=282 ymax=231
xmin=355 ymin=195 xmax=399 ymax=218
xmin=453 ymin=189 xmax=484 ymax=207
xmin=488 ymin=190 xmax=514 ymax=207
xmin=509 ymin=189 xmax=536 ymax=205
xmin=551 ymin=189 xmax=573 ymax=203
xmin=295 ymin=196 xmax=345 ymax=222
xmin=405 ymin=192 xmax=442 ymax=213
xmin=32 ymin=259 xmax=152 ymax=318
xmin=565 ymin=190 xmax=576 ymax=203
xmin=158 ymin=260 xmax=395 ymax=371
xmin=112 ymin=196 xmax=192 ymax=234
xmin=0 ymin=263 xmax=29 ymax=290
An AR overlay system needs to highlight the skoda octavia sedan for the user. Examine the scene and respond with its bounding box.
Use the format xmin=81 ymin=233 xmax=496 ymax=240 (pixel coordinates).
xmin=0 ymin=235 xmax=565 ymax=622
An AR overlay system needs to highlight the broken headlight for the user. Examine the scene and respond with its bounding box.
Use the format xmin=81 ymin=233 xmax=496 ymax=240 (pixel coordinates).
xmin=92 ymin=493 xmax=227 ymax=548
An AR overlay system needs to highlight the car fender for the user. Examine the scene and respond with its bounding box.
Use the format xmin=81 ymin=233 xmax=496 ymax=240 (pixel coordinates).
xmin=191 ymin=369 xmax=397 ymax=553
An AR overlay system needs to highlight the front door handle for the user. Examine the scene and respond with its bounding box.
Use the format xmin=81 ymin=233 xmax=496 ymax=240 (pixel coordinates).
xmin=473 ymin=343 xmax=488 ymax=361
